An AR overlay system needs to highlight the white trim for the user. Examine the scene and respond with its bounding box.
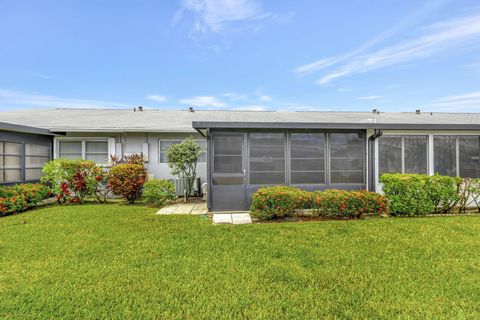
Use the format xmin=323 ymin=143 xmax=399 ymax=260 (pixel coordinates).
xmin=54 ymin=137 xmax=112 ymax=165
xmin=428 ymin=134 xmax=434 ymax=176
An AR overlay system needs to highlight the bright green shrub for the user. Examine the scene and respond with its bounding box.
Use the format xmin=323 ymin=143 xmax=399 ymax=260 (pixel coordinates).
xmin=41 ymin=159 xmax=104 ymax=203
xmin=250 ymin=186 xmax=312 ymax=220
xmin=0 ymin=183 xmax=51 ymax=216
xmin=380 ymin=174 xmax=434 ymax=216
xmin=107 ymin=164 xmax=147 ymax=204
xmin=427 ymin=174 xmax=462 ymax=213
xmin=143 ymin=179 xmax=176 ymax=207
xmin=311 ymin=189 xmax=388 ymax=218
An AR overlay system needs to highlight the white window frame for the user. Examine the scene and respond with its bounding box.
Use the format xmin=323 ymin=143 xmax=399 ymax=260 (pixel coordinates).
xmin=158 ymin=139 xmax=207 ymax=164
xmin=55 ymin=137 xmax=114 ymax=166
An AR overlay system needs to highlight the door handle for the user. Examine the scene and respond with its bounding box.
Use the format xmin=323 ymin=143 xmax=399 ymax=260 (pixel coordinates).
xmin=243 ymin=169 xmax=246 ymax=176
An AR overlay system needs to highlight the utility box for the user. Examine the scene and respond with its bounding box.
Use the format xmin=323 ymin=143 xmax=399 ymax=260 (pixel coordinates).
xmin=175 ymin=177 xmax=201 ymax=197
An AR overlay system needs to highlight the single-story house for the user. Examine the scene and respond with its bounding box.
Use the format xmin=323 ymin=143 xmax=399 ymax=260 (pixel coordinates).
xmin=2 ymin=108 xmax=480 ymax=211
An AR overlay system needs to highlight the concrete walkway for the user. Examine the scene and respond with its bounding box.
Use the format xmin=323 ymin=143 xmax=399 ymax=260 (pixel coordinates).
xmin=212 ymin=212 xmax=252 ymax=225
xmin=156 ymin=202 xmax=207 ymax=215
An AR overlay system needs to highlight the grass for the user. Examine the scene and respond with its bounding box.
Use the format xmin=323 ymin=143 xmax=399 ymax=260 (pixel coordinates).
xmin=1 ymin=204 xmax=480 ymax=319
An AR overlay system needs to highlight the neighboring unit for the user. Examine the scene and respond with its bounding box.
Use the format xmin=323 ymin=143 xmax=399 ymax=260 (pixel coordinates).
xmin=2 ymin=108 xmax=480 ymax=211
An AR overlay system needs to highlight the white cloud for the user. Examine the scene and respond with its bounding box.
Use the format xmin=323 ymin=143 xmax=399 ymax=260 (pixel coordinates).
xmin=255 ymin=88 xmax=271 ymax=101
xmin=430 ymin=91 xmax=480 ymax=111
xmin=294 ymin=0 xmax=451 ymax=76
xmin=145 ymin=94 xmax=167 ymax=102
xmin=222 ymin=92 xmax=249 ymax=101
xmin=0 ymin=89 xmax=129 ymax=109
xmin=177 ymin=0 xmax=264 ymax=34
xmin=179 ymin=95 xmax=225 ymax=107
xmin=358 ymin=95 xmax=383 ymax=100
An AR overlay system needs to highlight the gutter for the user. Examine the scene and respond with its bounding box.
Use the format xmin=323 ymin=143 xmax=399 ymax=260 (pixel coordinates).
xmin=367 ymin=129 xmax=383 ymax=192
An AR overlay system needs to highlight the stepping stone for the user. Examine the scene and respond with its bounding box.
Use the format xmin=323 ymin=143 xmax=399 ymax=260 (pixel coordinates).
xmin=213 ymin=214 xmax=233 ymax=224
xmin=232 ymin=213 xmax=252 ymax=224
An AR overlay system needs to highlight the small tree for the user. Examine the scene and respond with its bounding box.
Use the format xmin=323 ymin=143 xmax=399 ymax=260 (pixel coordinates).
xmin=167 ymin=137 xmax=203 ymax=202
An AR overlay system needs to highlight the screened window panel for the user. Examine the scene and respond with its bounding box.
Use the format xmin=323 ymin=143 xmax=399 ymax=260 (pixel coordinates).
xmin=26 ymin=156 xmax=49 ymax=167
xmin=290 ymin=133 xmax=325 ymax=184
xmin=26 ymin=169 xmax=43 ymax=181
xmin=4 ymin=156 xmax=21 ymax=169
xmin=434 ymin=136 xmax=456 ymax=176
xmin=378 ymin=136 xmax=402 ymax=175
xmin=25 ymin=144 xmax=50 ymax=156
xmin=59 ymin=141 xmax=82 ymax=159
xmin=4 ymin=142 xmax=21 ymax=155
xmin=213 ymin=135 xmax=244 ymax=185
xmin=85 ymin=141 xmax=108 ymax=164
xmin=249 ymin=133 xmax=285 ymax=185
xmin=459 ymin=136 xmax=480 ymax=178
xmin=329 ymin=133 xmax=364 ymax=184
xmin=4 ymin=170 xmax=21 ymax=182
xmin=0 ymin=142 xmax=3 ymax=154
xmin=159 ymin=140 xmax=181 ymax=163
xmin=404 ymin=136 xmax=428 ymax=174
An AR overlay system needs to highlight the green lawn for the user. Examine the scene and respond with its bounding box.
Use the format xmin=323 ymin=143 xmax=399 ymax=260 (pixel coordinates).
xmin=1 ymin=204 xmax=480 ymax=319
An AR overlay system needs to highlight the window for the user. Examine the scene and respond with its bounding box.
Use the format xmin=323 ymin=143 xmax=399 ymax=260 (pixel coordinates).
xmin=329 ymin=132 xmax=365 ymax=184
xmin=459 ymin=136 xmax=480 ymax=178
xmin=159 ymin=139 xmax=206 ymax=163
xmin=434 ymin=136 xmax=456 ymax=176
xmin=290 ymin=133 xmax=325 ymax=184
xmin=249 ymin=132 xmax=285 ymax=185
xmin=25 ymin=144 xmax=50 ymax=181
xmin=57 ymin=140 xmax=109 ymax=164
xmin=0 ymin=142 xmax=22 ymax=183
xmin=85 ymin=141 xmax=109 ymax=163
xmin=378 ymin=135 xmax=428 ymax=176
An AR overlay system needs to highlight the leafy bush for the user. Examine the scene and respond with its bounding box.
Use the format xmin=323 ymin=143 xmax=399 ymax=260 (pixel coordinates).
xmin=250 ymin=186 xmax=312 ymax=220
xmin=41 ymin=159 xmax=104 ymax=204
xmin=0 ymin=183 xmax=51 ymax=216
xmin=380 ymin=173 xmax=465 ymax=216
xmin=142 ymin=179 xmax=176 ymax=207
xmin=311 ymin=189 xmax=388 ymax=219
xmin=107 ymin=164 xmax=147 ymax=204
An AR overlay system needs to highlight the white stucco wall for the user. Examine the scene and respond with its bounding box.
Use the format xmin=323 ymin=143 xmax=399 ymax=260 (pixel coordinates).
xmin=54 ymin=132 xmax=207 ymax=183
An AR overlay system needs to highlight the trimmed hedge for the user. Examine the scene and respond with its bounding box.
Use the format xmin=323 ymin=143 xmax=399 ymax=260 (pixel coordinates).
xmin=0 ymin=184 xmax=51 ymax=216
xmin=380 ymin=173 xmax=463 ymax=216
xmin=250 ymin=186 xmax=387 ymax=220
xmin=312 ymin=189 xmax=387 ymax=219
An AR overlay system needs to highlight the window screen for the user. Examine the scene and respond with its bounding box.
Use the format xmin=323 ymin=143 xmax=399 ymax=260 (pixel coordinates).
xmin=249 ymin=132 xmax=285 ymax=185
xmin=25 ymin=144 xmax=50 ymax=181
xmin=459 ymin=136 xmax=480 ymax=178
xmin=329 ymin=132 xmax=365 ymax=184
xmin=378 ymin=136 xmax=402 ymax=175
xmin=434 ymin=136 xmax=456 ymax=176
xmin=159 ymin=140 xmax=206 ymax=163
xmin=0 ymin=142 xmax=22 ymax=183
xmin=212 ymin=135 xmax=244 ymax=185
xmin=85 ymin=141 xmax=109 ymax=164
xmin=58 ymin=141 xmax=82 ymax=159
xmin=290 ymin=133 xmax=325 ymax=184
xmin=404 ymin=136 xmax=428 ymax=174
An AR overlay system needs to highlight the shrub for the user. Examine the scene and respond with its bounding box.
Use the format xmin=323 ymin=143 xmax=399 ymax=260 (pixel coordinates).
xmin=250 ymin=186 xmax=312 ymax=220
xmin=41 ymin=159 xmax=104 ymax=204
xmin=311 ymin=189 xmax=388 ymax=218
xmin=0 ymin=183 xmax=51 ymax=216
xmin=142 ymin=179 xmax=176 ymax=207
xmin=380 ymin=174 xmax=435 ymax=216
xmin=427 ymin=174 xmax=462 ymax=213
xmin=107 ymin=164 xmax=147 ymax=204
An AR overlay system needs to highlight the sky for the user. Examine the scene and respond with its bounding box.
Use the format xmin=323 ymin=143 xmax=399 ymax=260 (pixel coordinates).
xmin=0 ymin=0 xmax=480 ymax=112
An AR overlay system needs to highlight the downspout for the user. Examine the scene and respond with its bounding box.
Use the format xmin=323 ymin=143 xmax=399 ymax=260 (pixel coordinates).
xmin=368 ymin=129 xmax=383 ymax=192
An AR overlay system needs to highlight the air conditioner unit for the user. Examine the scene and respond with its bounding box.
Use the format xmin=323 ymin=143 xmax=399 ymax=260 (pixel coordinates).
xmin=175 ymin=177 xmax=201 ymax=197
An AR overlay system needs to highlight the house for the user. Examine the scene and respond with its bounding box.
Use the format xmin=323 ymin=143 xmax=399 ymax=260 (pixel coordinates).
xmin=2 ymin=108 xmax=480 ymax=211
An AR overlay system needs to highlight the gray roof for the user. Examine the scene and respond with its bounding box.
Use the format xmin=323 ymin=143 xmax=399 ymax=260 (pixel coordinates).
xmin=1 ymin=108 xmax=480 ymax=132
